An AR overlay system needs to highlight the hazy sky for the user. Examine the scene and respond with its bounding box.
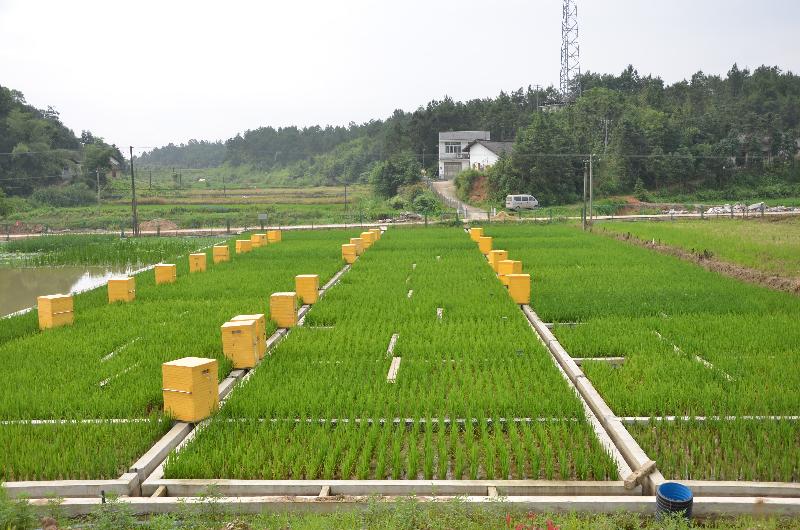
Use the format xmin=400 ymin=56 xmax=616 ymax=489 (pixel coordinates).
xmin=1 ymin=0 xmax=798 ymax=153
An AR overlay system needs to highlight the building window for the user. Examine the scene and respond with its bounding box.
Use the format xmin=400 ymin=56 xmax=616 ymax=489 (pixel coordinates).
xmin=444 ymin=142 xmax=461 ymax=154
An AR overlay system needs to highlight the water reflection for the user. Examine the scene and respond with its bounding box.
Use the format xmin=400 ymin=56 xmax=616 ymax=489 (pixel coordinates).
xmin=0 ymin=266 xmax=131 ymax=317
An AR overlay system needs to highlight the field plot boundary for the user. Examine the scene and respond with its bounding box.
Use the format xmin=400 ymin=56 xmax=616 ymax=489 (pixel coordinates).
xmin=2 ymin=244 xmax=354 ymax=500
xmin=522 ymin=304 xmax=800 ymax=499
xmin=24 ymin=494 xmax=800 ymax=518
xmin=520 ymin=305 xmax=664 ymax=494
xmin=141 ymin=479 xmax=639 ymax=498
xmin=602 ymin=228 xmax=800 ymax=296
xmin=138 ymin=263 xmax=354 ymax=491
xmin=141 ymin=228 xmax=637 ymax=498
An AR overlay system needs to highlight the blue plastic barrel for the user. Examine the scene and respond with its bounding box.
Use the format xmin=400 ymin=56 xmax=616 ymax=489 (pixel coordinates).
xmin=656 ymin=482 xmax=693 ymax=519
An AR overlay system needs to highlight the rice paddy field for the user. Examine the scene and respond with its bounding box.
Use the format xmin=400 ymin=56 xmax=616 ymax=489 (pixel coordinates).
xmin=163 ymin=228 xmax=618 ymax=481
xmin=482 ymin=223 xmax=800 ymax=482
xmin=0 ymin=234 xmax=220 ymax=267
xmin=2 ymin=220 xmax=798 ymax=493
xmin=598 ymin=217 xmax=800 ymax=277
xmin=0 ymin=229 xmax=358 ymax=480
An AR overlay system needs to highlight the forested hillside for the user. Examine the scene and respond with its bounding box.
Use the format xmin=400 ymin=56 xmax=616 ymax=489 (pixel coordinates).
xmin=0 ymin=85 xmax=123 ymax=203
xmin=134 ymin=65 xmax=800 ymax=204
xmin=4 ymin=64 xmax=800 ymax=207
xmin=483 ymin=65 xmax=800 ymax=204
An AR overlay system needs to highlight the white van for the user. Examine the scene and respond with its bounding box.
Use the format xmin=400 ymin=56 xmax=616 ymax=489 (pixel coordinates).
xmin=505 ymin=194 xmax=539 ymax=211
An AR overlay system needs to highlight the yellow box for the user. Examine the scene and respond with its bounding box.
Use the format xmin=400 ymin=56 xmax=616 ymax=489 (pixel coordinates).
xmin=155 ymin=264 xmax=177 ymax=285
xmin=497 ymin=260 xmax=522 ymax=286
xmin=350 ymin=238 xmax=364 ymax=255
xmin=478 ymin=236 xmax=493 ymax=255
xmin=342 ymin=244 xmax=357 ymax=264
xmin=231 ymin=314 xmax=267 ymax=358
xmin=189 ymin=253 xmax=207 ymax=273
xmin=37 ymin=294 xmax=74 ymax=329
xmin=267 ymin=230 xmax=282 ymax=243
xmin=212 ymin=245 xmax=230 ymax=263
xmin=360 ymin=231 xmax=375 ymax=249
xmin=221 ymin=320 xmax=259 ymax=369
xmin=251 ymin=233 xmax=266 ymax=248
xmin=488 ymin=250 xmax=508 ymax=272
xmin=507 ymin=274 xmax=531 ymax=304
xmin=469 ymin=227 xmax=484 ymax=242
xmin=108 ymin=277 xmax=135 ymax=303
xmin=295 ymin=274 xmax=320 ymax=305
xmin=370 ymin=228 xmax=381 ymax=241
xmin=162 ymin=357 xmax=218 ymax=422
xmin=270 ymin=292 xmax=297 ymax=328
xmin=235 ymin=240 xmax=252 ymax=254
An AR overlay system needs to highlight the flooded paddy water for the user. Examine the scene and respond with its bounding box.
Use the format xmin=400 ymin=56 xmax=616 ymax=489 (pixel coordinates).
xmin=0 ymin=266 xmax=131 ymax=317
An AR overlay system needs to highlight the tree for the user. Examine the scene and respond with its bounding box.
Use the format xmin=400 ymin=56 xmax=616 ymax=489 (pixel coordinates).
xmin=0 ymin=188 xmax=10 ymax=219
xmin=412 ymin=191 xmax=439 ymax=216
xmin=502 ymin=113 xmax=582 ymax=205
xmin=369 ymin=151 xmax=421 ymax=198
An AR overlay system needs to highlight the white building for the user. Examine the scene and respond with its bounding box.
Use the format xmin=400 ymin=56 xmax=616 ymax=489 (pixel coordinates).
xmin=463 ymin=140 xmax=514 ymax=171
xmin=437 ymin=131 xmax=490 ymax=179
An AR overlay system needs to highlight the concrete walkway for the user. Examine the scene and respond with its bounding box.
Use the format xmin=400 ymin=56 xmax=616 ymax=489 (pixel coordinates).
xmin=431 ymin=179 xmax=487 ymax=220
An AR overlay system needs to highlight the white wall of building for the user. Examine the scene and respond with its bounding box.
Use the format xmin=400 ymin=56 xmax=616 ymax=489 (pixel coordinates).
xmin=467 ymin=143 xmax=500 ymax=170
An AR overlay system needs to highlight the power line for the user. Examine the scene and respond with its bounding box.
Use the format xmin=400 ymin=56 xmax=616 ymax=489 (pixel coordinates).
xmin=0 ymin=150 xmax=80 ymax=157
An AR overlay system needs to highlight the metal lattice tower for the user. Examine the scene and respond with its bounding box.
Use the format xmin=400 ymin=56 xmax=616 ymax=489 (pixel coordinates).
xmin=560 ymin=0 xmax=581 ymax=102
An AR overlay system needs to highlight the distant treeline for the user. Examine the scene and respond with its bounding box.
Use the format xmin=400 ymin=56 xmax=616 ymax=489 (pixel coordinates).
xmin=137 ymin=65 xmax=800 ymax=203
xmin=5 ymin=63 xmax=799 ymax=207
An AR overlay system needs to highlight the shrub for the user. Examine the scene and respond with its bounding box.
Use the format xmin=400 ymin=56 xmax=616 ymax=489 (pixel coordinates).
xmin=633 ymin=178 xmax=650 ymax=202
xmin=31 ymin=183 xmax=96 ymax=207
xmin=412 ymin=191 xmax=440 ymax=215
xmin=454 ymin=168 xmax=482 ymax=201
xmin=388 ymin=195 xmax=408 ymax=210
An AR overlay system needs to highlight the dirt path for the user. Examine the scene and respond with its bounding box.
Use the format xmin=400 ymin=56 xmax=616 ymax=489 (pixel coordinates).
xmin=431 ymin=180 xmax=486 ymax=220
xmin=603 ymin=229 xmax=800 ymax=296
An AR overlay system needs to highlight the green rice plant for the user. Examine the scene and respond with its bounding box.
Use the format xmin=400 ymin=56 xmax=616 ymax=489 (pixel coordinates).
xmin=468 ymin=440 xmax=480 ymax=480
xmin=454 ymin=442 xmax=465 ymax=480
xmin=423 ymin=438 xmax=434 ymax=479
xmin=630 ymin=419 xmax=799 ymax=482
xmin=0 ymin=416 xmax=169 ymax=480
xmin=497 ymin=428 xmax=510 ymax=479
xmin=391 ymin=428 xmax=403 ymax=480
xmin=436 ymin=426 xmax=448 ymax=480
xmin=407 ymin=430 xmax=419 ymax=480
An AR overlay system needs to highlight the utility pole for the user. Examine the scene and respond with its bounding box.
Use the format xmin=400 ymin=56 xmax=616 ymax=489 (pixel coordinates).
xmin=582 ymin=161 xmax=587 ymax=231
xmin=589 ymin=153 xmax=594 ymax=228
xmin=95 ymin=168 xmax=101 ymax=204
xmin=129 ymin=146 xmax=139 ymax=236
xmin=222 ymin=175 xmax=226 ymax=197
xmin=344 ymin=182 xmax=348 ymax=220
xmin=422 ymin=147 xmax=425 ymax=168
xmin=148 ymin=169 xmax=152 ymax=190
